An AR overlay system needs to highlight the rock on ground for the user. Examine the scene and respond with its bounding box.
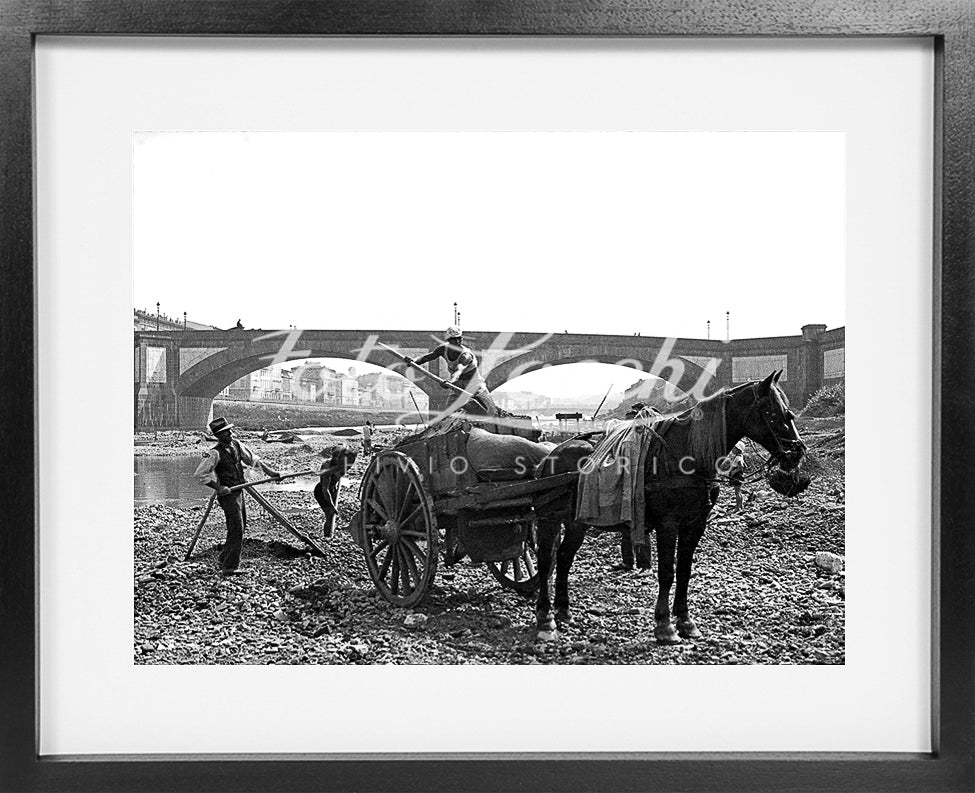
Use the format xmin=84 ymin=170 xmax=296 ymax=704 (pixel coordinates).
xmin=134 ymin=427 xmax=845 ymax=665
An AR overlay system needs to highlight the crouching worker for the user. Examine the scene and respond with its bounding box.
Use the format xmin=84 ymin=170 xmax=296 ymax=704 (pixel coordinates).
xmin=194 ymin=417 xmax=282 ymax=576
xmin=313 ymin=444 xmax=358 ymax=538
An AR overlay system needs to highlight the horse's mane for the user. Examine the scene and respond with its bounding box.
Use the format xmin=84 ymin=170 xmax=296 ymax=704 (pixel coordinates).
xmin=674 ymin=387 xmax=730 ymax=474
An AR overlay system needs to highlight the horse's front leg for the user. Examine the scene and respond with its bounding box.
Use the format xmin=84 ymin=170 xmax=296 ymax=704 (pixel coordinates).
xmin=673 ymin=516 xmax=706 ymax=640
xmin=534 ymin=517 xmax=561 ymax=639
xmin=654 ymin=519 xmax=680 ymax=644
xmin=554 ymin=521 xmax=586 ymax=625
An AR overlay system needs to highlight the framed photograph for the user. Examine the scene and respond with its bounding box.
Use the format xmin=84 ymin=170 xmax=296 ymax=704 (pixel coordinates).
xmin=3 ymin=1 xmax=973 ymax=791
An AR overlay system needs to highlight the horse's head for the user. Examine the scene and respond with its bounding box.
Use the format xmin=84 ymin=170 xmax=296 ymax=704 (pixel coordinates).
xmin=732 ymin=371 xmax=807 ymax=472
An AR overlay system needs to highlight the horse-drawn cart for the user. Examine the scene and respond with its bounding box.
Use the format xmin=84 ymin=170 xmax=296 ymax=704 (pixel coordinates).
xmin=346 ymin=418 xmax=581 ymax=606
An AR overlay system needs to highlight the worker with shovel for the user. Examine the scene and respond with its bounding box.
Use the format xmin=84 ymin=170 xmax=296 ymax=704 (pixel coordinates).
xmin=194 ymin=416 xmax=282 ymax=575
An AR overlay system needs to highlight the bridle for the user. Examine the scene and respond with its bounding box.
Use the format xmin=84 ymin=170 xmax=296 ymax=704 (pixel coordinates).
xmin=738 ymin=384 xmax=806 ymax=472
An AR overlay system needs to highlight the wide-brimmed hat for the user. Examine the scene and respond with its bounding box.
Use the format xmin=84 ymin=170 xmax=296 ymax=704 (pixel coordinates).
xmin=209 ymin=417 xmax=235 ymax=435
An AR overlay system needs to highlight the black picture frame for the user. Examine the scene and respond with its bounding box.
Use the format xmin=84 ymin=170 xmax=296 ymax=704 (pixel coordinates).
xmin=2 ymin=2 xmax=973 ymax=791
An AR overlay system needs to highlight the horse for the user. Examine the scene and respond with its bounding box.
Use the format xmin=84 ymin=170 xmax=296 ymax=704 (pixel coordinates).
xmin=532 ymin=370 xmax=809 ymax=644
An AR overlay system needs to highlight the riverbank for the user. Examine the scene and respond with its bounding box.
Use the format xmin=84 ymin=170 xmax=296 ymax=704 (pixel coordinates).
xmin=134 ymin=423 xmax=845 ymax=665
xmin=213 ymin=399 xmax=424 ymax=431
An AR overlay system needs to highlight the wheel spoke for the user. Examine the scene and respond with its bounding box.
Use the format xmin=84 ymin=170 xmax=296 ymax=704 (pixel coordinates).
xmin=523 ymin=552 xmax=537 ymax=578
xmin=389 ymin=550 xmax=401 ymax=595
xmin=377 ymin=463 xmax=400 ymax=516
xmin=377 ymin=543 xmax=394 ymax=581
xmin=400 ymin=528 xmax=429 ymax=541
xmin=401 ymin=536 xmax=428 ymax=569
xmin=399 ymin=504 xmax=423 ymax=528
xmin=367 ymin=496 xmax=390 ymax=522
xmin=397 ymin=480 xmax=419 ymax=519
xmin=368 ymin=538 xmax=389 ymax=560
xmin=398 ymin=546 xmax=414 ymax=593
xmin=393 ymin=466 xmax=411 ymax=506
xmin=513 ymin=556 xmax=524 ymax=581
xmin=360 ymin=452 xmax=437 ymax=607
xmin=398 ymin=494 xmax=418 ymax=522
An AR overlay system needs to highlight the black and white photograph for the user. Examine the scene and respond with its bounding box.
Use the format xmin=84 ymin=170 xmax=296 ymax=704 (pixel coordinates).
xmin=11 ymin=8 xmax=970 ymax=783
xmin=133 ymin=129 xmax=845 ymax=665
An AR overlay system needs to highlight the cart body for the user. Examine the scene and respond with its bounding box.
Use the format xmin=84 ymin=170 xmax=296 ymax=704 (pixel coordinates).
xmin=348 ymin=417 xmax=580 ymax=606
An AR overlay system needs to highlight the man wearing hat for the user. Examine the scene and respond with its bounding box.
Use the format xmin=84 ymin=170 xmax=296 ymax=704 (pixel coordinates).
xmin=407 ymin=326 xmax=498 ymax=416
xmin=194 ymin=416 xmax=282 ymax=574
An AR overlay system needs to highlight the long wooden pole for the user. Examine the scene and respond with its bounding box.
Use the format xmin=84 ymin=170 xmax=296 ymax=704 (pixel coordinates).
xmin=183 ymin=491 xmax=217 ymax=561
xmin=225 ymin=468 xmax=316 ymax=493
xmin=244 ymin=486 xmax=327 ymax=557
xmin=379 ymin=340 xmax=495 ymax=416
xmin=377 ymin=341 xmax=479 ymax=400
xmin=408 ymin=391 xmax=426 ymax=428
xmin=591 ymin=384 xmax=615 ymax=421
xmin=184 ymin=469 xmax=317 ymax=560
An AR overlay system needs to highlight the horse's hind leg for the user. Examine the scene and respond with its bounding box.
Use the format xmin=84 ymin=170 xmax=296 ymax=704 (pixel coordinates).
xmin=554 ymin=521 xmax=586 ymax=625
xmin=674 ymin=517 xmax=706 ymax=640
xmin=534 ymin=518 xmax=561 ymax=637
xmin=654 ymin=518 xmax=681 ymax=645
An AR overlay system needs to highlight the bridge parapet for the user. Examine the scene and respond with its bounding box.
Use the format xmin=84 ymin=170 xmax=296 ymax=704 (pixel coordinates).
xmin=133 ymin=325 xmax=843 ymax=429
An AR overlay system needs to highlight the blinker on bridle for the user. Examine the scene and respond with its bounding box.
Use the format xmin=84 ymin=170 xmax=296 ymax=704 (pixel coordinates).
xmin=740 ymin=383 xmax=807 ymax=470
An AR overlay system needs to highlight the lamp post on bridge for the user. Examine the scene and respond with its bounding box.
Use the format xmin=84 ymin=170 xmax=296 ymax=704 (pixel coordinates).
xmin=183 ymin=311 xmax=187 ymax=330
xmin=156 ymin=302 xmax=160 ymax=331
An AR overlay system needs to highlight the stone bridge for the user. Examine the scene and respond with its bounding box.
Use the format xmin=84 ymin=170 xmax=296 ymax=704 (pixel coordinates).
xmin=134 ymin=325 xmax=844 ymax=429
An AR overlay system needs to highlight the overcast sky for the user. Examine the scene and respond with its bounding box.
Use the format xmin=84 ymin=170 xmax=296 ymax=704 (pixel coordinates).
xmin=135 ymin=130 xmax=844 ymax=394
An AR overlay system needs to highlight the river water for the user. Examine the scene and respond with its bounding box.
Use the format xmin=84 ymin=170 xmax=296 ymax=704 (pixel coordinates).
xmin=134 ymin=456 xmax=316 ymax=507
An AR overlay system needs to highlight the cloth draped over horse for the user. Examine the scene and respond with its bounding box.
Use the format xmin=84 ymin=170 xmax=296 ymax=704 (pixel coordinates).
xmin=533 ymin=372 xmax=809 ymax=643
xmin=575 ymin=405 xmax=728 ymax=549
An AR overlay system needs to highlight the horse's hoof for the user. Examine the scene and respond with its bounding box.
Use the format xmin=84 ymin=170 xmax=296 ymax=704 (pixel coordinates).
xmin=555 ymin=609 xmax=574 ymax=626
xmin=536 ymin=629 xmax=558 ymax=642
xmin=654 ymin=621 xmax=682 ymax=645
xmin=676 ymin=618 xmax=702 ymax=640
xmin=537 ymin=615 xmax=556 ymax=633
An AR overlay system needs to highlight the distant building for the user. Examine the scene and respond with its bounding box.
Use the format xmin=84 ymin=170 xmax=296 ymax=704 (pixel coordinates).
xmin=358 ymin=371 xmax=429 ymax=410
xmin=215 ymin=359 xmax=429 ymax=409
xmin=341 ymin=370 xmax=360 ymax=406
xmin=287 ymin=363 xmax=359 ymax=405
xmin=357 ymin=372 xmax=385 ymax=407
xmin=250 ymin=366 xmax=283 ymax=400
xmin=280 ymin=368 xmax=295 ymax=400
xmin=495 ymin=390 xmax=551 ymax=412
xmin=220 ymin=373 xmax=252 ymax=400
xmin=290 ymin=363 xmax=331 ymax=403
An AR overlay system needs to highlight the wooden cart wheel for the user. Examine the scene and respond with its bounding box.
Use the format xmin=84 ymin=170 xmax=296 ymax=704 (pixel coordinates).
xmin=360 ymin=450 xmax=438 ymax=607
xmin=488 ymin=541 xmax=540 ymax=595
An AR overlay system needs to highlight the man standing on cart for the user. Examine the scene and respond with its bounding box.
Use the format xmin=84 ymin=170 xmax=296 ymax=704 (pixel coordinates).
xmin=194 ymin=416 xmax=281 ymax=575
xmin=406 ymin=325 xmax=499 ymax=416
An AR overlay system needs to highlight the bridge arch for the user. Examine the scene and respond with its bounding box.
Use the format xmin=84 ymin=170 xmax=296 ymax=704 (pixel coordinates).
xmin=166 ymin=338 xmax=439 ymax=430
xmin=484 ymin=349 xmax=719 ymax=401
xmin=178 ymin=339 xmax=440 ymax=403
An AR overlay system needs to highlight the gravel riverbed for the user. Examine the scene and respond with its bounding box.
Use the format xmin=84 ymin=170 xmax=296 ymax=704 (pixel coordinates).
xmin=134 ymin=426 xmax=845 ymax=665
